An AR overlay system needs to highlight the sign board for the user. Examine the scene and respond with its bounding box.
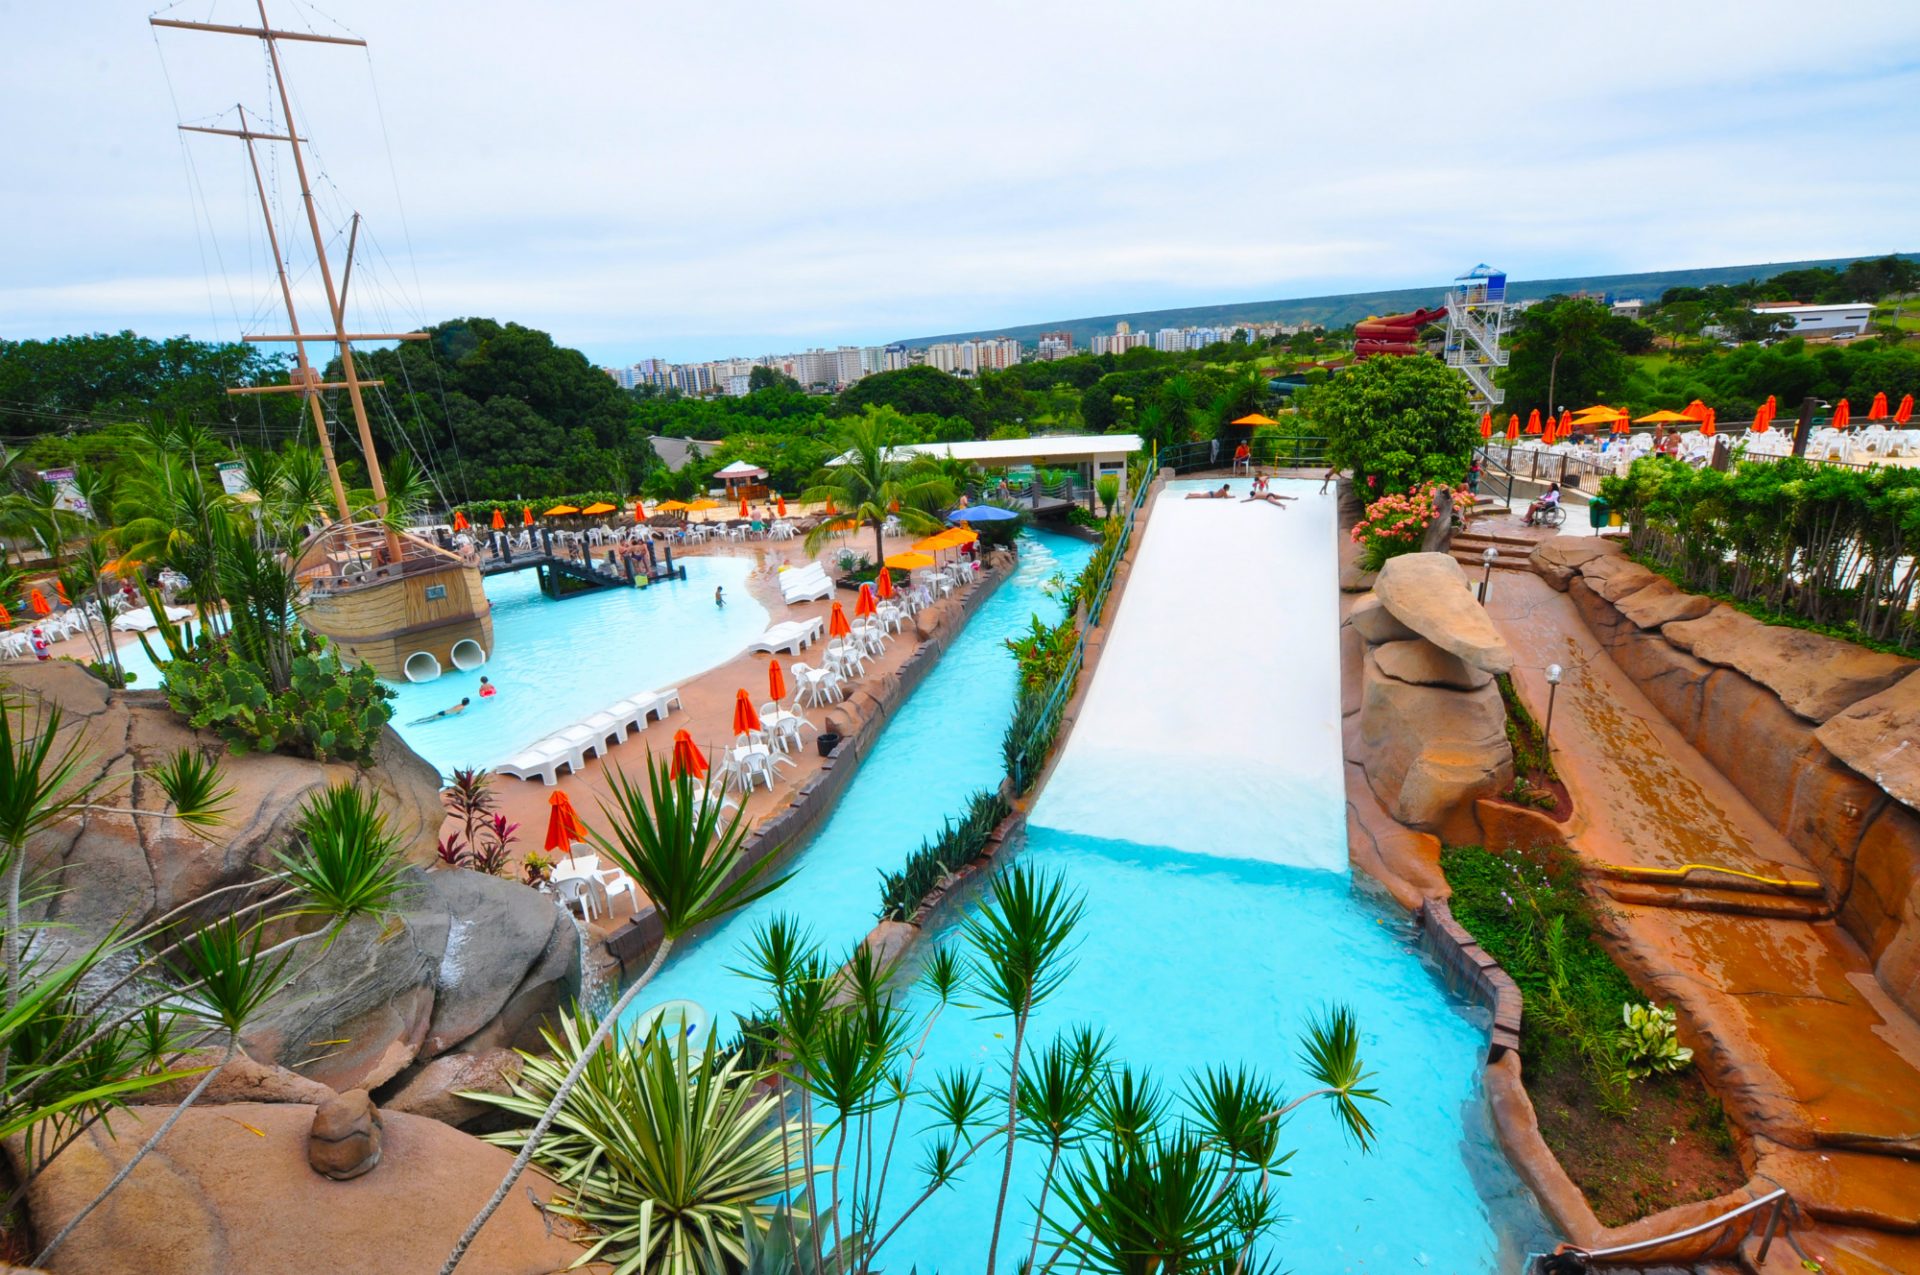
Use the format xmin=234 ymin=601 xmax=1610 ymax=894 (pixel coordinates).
xmin=216 ymin=461 xmax=252 ymax=497
xmin=37 ymin=468 xmax=86 ymax=516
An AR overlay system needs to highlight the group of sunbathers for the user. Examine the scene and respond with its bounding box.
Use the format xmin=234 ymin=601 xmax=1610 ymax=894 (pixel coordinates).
xmin=1183 ymin=473 xmax=1295 ymax=508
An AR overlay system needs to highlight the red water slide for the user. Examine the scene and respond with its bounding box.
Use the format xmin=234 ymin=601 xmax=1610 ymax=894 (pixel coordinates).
xmin=1354 ymin=305 xmax=1447 ymax=358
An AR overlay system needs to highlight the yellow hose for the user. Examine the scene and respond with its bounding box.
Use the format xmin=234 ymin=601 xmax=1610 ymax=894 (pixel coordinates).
xmin=1600 ymin=861 xmax=1821 ymax=891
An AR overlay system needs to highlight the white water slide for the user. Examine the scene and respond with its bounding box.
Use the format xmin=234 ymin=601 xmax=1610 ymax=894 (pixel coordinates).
xmin=1029 ymin=478 xmax=1349 ymax=872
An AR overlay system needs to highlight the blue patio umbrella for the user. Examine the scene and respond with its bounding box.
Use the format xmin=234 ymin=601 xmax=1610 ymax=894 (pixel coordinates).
xmin=947 ymin=505 xmax=1018 ymax=523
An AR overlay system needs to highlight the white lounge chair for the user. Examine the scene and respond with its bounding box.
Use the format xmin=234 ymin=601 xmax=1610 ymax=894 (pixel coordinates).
xmin=497 ymin=741 xmax=567 ymax=785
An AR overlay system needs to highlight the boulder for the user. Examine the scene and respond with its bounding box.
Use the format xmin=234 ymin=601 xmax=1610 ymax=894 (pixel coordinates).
xmin=1613 ymin=577 xmax=1715 ymax=629
xmin=1373 ymin=637 xmax=1493 ymax=691
xmin=1667 ymin=605 xmax=1916 ymax=722
xmin=384 ymin=1048 xmax=524 ymax=1128
xmin=1816 ymin=672 xmax=1920 ymax=812
xmin=1475 ymin=798 xmax=1567 ymax=853
xmin=1372 ymin=552 xmax=1514 ymax=674
xmin=24 ymin=1102 xmax=595 ymax=1275
xmin=1348 ymin=593 xmax=1418 ymax=645
xmin=1577 ymin=554 xmax=1661 ymax=603
xmin=139 ymin=1048 xmax=335 ymax=1108
xmin=1338 ymin=558 xmax=1378 ymax=593
xmin=308 ymin=1090 xmax=382 ymax=1181
xmin=1357 ymin=652 xmax=1513 ymax=843
xmin=1529 ymin=535 xmax=1623 ymax=591
xmin=242 ymin=867 xmax=579 ymax=1092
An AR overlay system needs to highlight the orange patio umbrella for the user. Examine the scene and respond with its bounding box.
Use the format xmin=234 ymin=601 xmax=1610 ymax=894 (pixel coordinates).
xmin=1504 ymin=414 xmax=1520 ymax=441
xmin=1478 ymin=411 xmax=1492 ymax=439
xmin=53 ymin=580 xmax=69 ymax=606
xmin=491 ymin=508 xmax=506 ymax=530
xmin=633 ymin=500 xmax=647 ymax=522
xmin=855 ymin=582 xmax=877 ymax=618
xmin=1869 ymin=392 xmax=1890 ymax=421
xmin=1682 ymin=399 xmax=1708 ymax=422
xmin=1834 ymin=398 xmax=1851 ymax=428
xmin=828 ymin=600 xmax=852 ymax=638
xmin=1701 ymin=408 xmax=1717 ymax=437
xmin=1752 ymin=405 xmax=1770 ymax=433
xmin=1896 ymin=394 xmax=1914 ymax=425
xmin=888 ymin=498 xmax=900 ymax=514
xmin=1525 ymin=409 xmax=1542 ymax=435
xmin=544 ymin=790 xmax=587 ymax=861
xmin=739 ymin=496 xmax=750 ymax=517
xmin=1542 ymin=419 xmax=1557 ymax=445
xmin=522 ymin=507 xmax=534 ymax=526
xmin=28 ymin=589 xmax=50 ymax=616
xmin=668 ymin=729 xmax=708 ymax=782
xmin=776 ymin=495 xmax=788 ymax=518
xmin=768 ymin=659 xmax=787 ymax=705
xmin=1613 ymin=410 xmax=1630 ymax=435
xmin=733 ymin=688 xmax=763 ymax=737
xmin=1559 ymin=409 xmax=1573 ymax=433
xmin=824 ymin=499 xmax=837 ymax=515
xmin=453 ymin=510 xmax=469 ymax=532
xmin=0 ymin=604 xmax=11 ymax=628
xmin=874 ymin=567 xmax=895 ymax=601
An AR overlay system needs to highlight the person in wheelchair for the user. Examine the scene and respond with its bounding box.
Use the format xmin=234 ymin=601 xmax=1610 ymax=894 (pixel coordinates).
xmin=1522 ymin=482 xmax=1563 ymax=527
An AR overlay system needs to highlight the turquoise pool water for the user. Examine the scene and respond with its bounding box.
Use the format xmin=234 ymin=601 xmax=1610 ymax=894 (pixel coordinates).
xmin=111 ymin=554 xmax=767 ymax=777
xmin=627 ymin=527 xmax=1094 ymax=1020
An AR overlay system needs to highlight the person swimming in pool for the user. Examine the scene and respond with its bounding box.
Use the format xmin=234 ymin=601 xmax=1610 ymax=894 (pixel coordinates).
xmin=714 ymin=585 xmax=725 ymax=608
xmin=478 ymin=677 xmax=496 ymax=699
xmin=409 ymin=697 xmax=469 ymax=725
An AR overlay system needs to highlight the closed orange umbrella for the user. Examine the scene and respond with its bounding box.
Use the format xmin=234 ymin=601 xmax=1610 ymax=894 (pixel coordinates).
xmin=522 ymin=507 xmax=534 ymax=526
xmin=54 ymin=581 xmax=69 ymax=606
xmin=491 ymin=508 xmax=506 ymax=530
xmin=828 ymin=601 xmax=851 ymax=638
xmin=1753 ymin=406 xmax=1770 ymax=433
xmin=733 ymin=688 xmax=762 ymax=737
xmin=669 ymin=729 xmax=708 ymax=782
xmin=776 ymin=495 xmax=788 ymax=518
xmin=1702 ymin=408 xmax=1716 ymax=437
xmin=1870 ymin=392 xmax=1889 ymax=421
xmin=1682 ymin=399 xmax=1707 ymax=422
xmin=0 ymin=604 xmax=11 ymax=628
xmin=824 ymin=499 xmax=837 ymax=515
xmin=544 ymin=790 xmax=586 ymax=860
xmin=1559 ymin=409 xmax=1573 ymax=434
xmin=1613 ymin=410 xmax=1630 ymax=435
xmin=1525 ymin=409 xmax=1541 ymax=435
xmin=1897 ymin=394 xmax=1914 ymax=425
xmin=1542 ymin=419 xmax=1558 ymax=445
xmin=739 ymin=497 xmax=749 ymax=517
xmin=875 ymin=567 xmax=895 ymax=601
xmin=1504 ymin=414 xmax=1520 ymax=441
xmin=453 ymin=510 xmax=469 ymax=532
xmin=888 ymin=498 xmax=900 ymax=514
xmin=633 ymin=500 xmax=647 ymax=521
xmin=29 ymin=589 xmax=50 ymax=616
xmin=768 ymin=659 xmax=787 ymax=704
xmin=1834 ymin=398 xmax=1851 ymax=428
xmin=1479 ymin=412 xmax=1492 ymax=439
xmin=855 ymin=582 xmax=877 ymax=618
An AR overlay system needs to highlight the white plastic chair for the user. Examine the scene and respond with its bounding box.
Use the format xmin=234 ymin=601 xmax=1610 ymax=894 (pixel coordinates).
xmin=553 ymin=874 xmax=598 ymax=922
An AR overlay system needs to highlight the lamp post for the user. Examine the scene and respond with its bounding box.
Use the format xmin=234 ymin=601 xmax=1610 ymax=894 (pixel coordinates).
xmin=1478 ymin=545 xmax=1499 ymax=604
xmin=1544 ymin=663 xmax=1563 ymax=750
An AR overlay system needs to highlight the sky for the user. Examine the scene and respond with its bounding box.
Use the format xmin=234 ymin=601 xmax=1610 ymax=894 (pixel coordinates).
xmin=5 ymin=1 xmax=1919 ymax=365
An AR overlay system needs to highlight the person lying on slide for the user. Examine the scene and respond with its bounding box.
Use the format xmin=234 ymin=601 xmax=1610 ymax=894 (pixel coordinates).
xmin=1186 ymin=484 xmax=1233 ymax=500
xmin=409 ymin=697 xmax=470 ymax=726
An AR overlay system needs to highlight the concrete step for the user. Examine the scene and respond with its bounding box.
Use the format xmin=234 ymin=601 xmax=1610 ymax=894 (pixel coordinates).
xmin=1598 ymin=881 xmax=1830 ymax=920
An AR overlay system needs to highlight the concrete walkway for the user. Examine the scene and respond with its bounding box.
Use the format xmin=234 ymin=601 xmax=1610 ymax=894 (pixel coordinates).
xmin=1486 ymin=569 xmax=1920 ymax=1268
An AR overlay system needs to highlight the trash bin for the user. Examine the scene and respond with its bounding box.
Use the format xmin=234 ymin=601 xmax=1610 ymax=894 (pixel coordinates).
xmin=1588 ymin=496 xmax=1611 ymax=531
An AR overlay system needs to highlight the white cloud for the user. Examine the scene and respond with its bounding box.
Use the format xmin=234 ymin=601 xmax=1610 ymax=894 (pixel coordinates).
xmin=4 ymin=0 xmax=1917 ymax=361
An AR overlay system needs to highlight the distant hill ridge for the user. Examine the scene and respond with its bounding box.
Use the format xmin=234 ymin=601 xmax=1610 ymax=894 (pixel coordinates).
xmin=894 ymin=253 xmax=1918 ymax=349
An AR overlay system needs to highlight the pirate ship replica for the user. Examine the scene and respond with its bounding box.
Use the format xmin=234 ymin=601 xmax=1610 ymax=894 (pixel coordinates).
xmin=154 ymin=3 xmax=490 ymax=682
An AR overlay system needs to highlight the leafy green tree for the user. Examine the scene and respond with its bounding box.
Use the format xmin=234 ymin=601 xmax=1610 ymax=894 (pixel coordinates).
xmin=1309 ymin=355 xmax=1475 ymax=492
xmin=1502 ymin=296 xmax=1628 ymax=415
xmin=799 ymin=408 xmax=955 ymax=566
xmin=747 ymin=364 xmax=800 ymax=393
xmin=835 ymin=366 xmax=983 ymax=432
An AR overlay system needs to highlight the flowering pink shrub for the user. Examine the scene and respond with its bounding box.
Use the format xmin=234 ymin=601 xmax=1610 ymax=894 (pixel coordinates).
xmin=1352 ymin=483 xmax=1474 ymax=572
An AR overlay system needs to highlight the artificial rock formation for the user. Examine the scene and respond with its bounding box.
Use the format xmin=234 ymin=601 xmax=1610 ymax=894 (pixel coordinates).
xmin=1529 ymin=534 xmax=1920 ymax=1017
xmin=307 ymin=1090 xmax=382 ymax=1181
xmin=24 ymin=1102 xmax=592 ymax=1275
xmin=383 ymin=1047 xmax=524 ymax=1127
xmin=3 ymin=660 xmax=579 ymax=1100
xmin=1350 ymin=554 xmax=1516 ymax=844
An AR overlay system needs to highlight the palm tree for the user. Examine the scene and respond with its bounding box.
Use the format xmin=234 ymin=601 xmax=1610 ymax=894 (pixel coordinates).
xmin=800 ymin=408 xmax=955 ymax=569
xmin=441 ymin=755 xmax=790 ymax=1275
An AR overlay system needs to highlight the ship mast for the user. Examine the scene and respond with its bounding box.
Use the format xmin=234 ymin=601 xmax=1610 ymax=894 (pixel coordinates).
xmin=154 ymin=0 xmax=421 ymax=559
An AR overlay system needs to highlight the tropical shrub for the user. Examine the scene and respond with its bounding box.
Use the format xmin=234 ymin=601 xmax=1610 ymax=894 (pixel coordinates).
xmin=1601 ymin=455 xmax=1920 ymax=651
xmin=1350 ymin=483 xmax=1473 ymax=572
xmin=1094 ymin=474 xmax=1120 ymax=514
xmin=1065 ymin=505 xmax=1102 ymax=529
xmin=876 ymin=787 xmax=1011 ymax=922
xmin=1003 ymin=682 xmax=1068 ymax=796
xmin=160 ymin=641 xmax=392 ymax=764
xmin=473 ymin=1013 xmax=807 ymax=1275
xmin=1005 ymin=612 xmax=1077 ymax=694
xmin=1305 ymin=353 xmax=1476 ymax=494
xmin=1619 ymin=1003 xmax=1694 ymax=1078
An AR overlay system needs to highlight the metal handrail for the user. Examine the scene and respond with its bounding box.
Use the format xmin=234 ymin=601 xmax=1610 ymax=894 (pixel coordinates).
xmin=1550 ymin=1187 xmax=1791 ymax=1267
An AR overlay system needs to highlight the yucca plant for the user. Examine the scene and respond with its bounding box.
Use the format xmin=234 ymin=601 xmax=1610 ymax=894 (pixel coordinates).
xmin=473 ymin=1014 xmax=807 ymax=1275
xmin=442 ymin=754 xmax=790 ymax=1274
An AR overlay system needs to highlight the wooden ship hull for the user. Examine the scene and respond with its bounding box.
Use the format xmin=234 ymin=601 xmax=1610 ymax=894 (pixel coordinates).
xmin=295 ymin=523 xmax=493 ymax=682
